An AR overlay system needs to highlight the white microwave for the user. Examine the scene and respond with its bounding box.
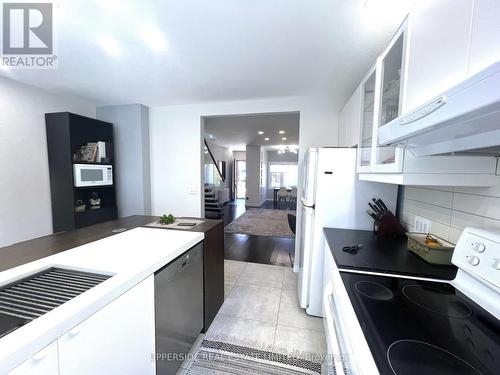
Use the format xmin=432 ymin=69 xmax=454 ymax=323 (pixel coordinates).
xmin=73 ymin=164 xmax=113 ymax=187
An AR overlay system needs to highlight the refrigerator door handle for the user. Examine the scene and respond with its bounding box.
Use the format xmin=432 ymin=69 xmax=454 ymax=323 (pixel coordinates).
xmin=301 ymin=198 xmax=315 ymax=209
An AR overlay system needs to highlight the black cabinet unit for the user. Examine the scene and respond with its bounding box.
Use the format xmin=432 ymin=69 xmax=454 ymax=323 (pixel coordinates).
xmin=45 ymin=112 xmax=117 ymax=233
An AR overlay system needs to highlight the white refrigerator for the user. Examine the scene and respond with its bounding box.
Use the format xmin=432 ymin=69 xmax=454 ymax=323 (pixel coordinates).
xmin=297 ymin=148 xmax=398 ymax=316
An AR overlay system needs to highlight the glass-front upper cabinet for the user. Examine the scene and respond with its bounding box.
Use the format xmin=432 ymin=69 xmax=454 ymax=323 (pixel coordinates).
xmin=372 ymin=19 xmax=407 ymax=173
xmin=357 ymin=68 xmax=376 ymax=173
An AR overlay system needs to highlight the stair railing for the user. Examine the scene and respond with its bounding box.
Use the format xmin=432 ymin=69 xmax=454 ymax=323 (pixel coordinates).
xmin=204 ymin=139 xmax=225 ymax=184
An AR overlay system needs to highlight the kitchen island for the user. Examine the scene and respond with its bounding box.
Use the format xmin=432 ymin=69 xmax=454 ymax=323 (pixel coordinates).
xmin=0 ymin=220 xmax=216 ymax=374
xmin=0 ymin=215 xmax=224 ymax=334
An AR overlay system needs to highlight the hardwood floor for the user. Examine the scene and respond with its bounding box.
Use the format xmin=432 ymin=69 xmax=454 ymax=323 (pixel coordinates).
xmin=222 ymin=199 xmax=295 ymax=267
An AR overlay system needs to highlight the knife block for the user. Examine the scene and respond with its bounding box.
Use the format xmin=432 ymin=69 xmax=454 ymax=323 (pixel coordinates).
xmin=374 ymin=213 xmax=406 ymax=237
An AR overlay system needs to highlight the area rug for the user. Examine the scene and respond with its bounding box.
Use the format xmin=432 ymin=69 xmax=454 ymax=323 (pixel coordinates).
xmin=224 ymin=209 xmax=295 ymax=238
xmin=184 ymin=340 xmax=322 ymax=374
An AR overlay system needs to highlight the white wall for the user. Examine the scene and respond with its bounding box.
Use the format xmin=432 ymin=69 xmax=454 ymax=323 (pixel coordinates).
xmin=401 ymin=178 xmax=500 ymax=244
xmin=233 ymin=151 xmax=246 ymax=161
xmin=245 ymin=145 xmax=262 ymax=206
xmin=96 ymin=104 xmax=151 ymax=218
xmin=0 ymin=76 xmax=96 ymax=247
xmin=149 ymin=95 xmax=338 ymax=218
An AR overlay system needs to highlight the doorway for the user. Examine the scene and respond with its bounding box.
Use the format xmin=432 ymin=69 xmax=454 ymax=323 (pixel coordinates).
xmin=235 ymin=160 xmax=246 ymax=199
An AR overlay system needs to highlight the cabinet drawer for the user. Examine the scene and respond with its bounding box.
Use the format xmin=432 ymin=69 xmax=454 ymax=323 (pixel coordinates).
xmin=58 ymin=276 xmax=155 ymax=375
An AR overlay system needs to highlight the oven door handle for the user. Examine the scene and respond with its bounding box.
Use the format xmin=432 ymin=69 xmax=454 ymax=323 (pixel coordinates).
xmin=323 ymin=282 xmax=347 ymax=375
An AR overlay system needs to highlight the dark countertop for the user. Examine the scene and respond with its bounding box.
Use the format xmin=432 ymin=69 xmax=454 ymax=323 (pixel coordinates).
xmin=323 ymin=227 xmax=457 ymax=280
xmin=0 ymin=215 xmax=222 ymax=273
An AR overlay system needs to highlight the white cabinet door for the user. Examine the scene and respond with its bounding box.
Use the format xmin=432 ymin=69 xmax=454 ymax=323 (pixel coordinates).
xmin=468 ymin=0 xmax=500 ymax=76
xmin=339 ymin=85 xmax=362 ymax=148
xmin=372 ymin=20 xmax=407 ymax=173
xmin=58 ymin=276 xmax=155 ymax=375
xmin=8 ymin=342 xmax=59 ymax=375
xmin=403 ymin=0 xmax=473 ymax=114
xmin=357 ymin=67 xmax=377 ymax=173
xmin=345 ymin=85 xmax=362 ymax=148
xmin=338 ymin=105 xmax=348 ymax=147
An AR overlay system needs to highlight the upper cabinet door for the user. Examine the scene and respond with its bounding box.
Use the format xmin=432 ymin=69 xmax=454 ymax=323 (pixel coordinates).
xmin=357 ymin=67 xmax=376 ymax=173
xmin=403 ymin=0 xmax=473 ymax=114
xmin=468 ymin=0 xmax=500 ymax=76
xmin=339 ymin=85 xmax=362 ymax=148
xmin=346 ymin=85 xmax=362 ymax=148
xmin=372 ymin=21 xmax=407 ymax=173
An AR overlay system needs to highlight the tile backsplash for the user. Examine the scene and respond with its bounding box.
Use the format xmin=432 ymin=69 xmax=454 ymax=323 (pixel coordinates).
xmin=401 ymin=179 xmax=500 ymax=244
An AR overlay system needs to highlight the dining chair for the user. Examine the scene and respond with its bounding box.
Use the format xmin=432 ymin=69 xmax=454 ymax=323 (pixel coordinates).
xmin=277 ymin=187 xmax=288 ymax=208
xmin=289 ymin=187 xmax=298 ymax=209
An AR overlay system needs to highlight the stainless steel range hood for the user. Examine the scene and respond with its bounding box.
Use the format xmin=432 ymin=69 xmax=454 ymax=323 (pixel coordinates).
xmin=378 ymin=61 xmax=500 ymax=157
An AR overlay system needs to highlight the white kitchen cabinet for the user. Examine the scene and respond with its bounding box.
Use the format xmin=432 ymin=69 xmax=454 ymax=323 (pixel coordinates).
xmin=371 ymin=20 xmax=407 ymax=173
xmin=58 ymin=276 xmax=155 ymax=375
xmin=350 ymin=0 xmax=499 ymax=186
xmin=359 ymin=150 xmax=498 ymax=186
xmin=403 ymin=0 xmax=473 ymax=114
xmin=468 ymin=0 xmax=500 ymax=76
xmin=357 ymin=67 xmax=376 ymax=173
xmin=356 ymin=20 xmax=407 ymax=174
xmin=338 ymin=85 xmax=362 ymax=148
xmin=7 ymin=342 xmax=59 ymax=375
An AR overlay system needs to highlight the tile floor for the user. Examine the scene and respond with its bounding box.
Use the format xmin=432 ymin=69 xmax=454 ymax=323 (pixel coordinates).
xmin=206 ymin=260 xmax=326 ymax=359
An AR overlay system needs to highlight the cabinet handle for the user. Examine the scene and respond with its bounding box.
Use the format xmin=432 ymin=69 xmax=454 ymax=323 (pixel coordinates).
xmin=32 ymin=347 xmax=50 ymax=361
xmin=68 ymin=326 xmax=81 ymax=336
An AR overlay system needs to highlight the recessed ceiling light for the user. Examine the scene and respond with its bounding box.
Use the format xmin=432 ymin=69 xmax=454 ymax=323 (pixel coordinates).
xmin=140 ymin=25 xmax=168 ymax=53
xmin=278 ymin=130 xmax=285 ymax=134
xmin=264 ymin=137 xmax=270 ymax=141
xmin=258 ymin=131 xmax=264 ymax=135
xmin=96 ymin=0 xmax=121 ymax=11
xmin=282 ymin=137 xmax=287 ymax=141
xmin=98 ymin=35 xmax=122 ymax=57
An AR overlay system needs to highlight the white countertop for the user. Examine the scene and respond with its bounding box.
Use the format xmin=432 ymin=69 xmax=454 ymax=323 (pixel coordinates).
xmin=0 ymin=227 xmax=204 ymax=373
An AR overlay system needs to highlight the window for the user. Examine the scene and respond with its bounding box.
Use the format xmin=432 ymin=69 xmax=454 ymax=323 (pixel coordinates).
xmin=269 ymin=163 xmax=298 ymax=188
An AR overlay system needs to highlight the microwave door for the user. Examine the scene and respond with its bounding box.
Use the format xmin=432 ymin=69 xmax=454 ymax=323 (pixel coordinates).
xmin=73 ymin=164 xmax=113 ymax=187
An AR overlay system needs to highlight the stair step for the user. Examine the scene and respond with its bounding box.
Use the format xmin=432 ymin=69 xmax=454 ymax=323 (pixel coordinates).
xmin=205 ymin=204 xmax=220 ymax=209
xmin=205 ymin=208 xmax=223 ymax=213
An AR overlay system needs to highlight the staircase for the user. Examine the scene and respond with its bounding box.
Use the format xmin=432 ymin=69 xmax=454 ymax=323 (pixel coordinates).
xmin=205 ymin=186 xmax=224 ymax=218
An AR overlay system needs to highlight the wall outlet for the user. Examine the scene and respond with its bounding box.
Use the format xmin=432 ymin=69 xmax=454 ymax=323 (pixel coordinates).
xmin=414 ymin=216 xmax=431 ymax=234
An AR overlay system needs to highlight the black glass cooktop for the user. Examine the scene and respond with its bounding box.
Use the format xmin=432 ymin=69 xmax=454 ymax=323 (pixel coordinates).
xmin=340 ymin=271 xmax=500 ymax=375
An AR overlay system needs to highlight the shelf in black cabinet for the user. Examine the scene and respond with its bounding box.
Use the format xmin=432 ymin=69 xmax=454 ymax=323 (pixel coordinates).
xmin=74 ymin=185 xmax=114 ymax=190
xmin=75 ymin=205 xmax=115 ymax=214
xmin=75 ymin=205 xmax=117 ymax=228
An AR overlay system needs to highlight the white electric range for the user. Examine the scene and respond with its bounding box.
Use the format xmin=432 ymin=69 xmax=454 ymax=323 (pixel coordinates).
xmin=322 ymin=227 xmax=500 ymax=375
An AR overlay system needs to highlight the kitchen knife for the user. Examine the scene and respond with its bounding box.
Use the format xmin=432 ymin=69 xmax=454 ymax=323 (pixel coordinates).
xmin=377 ymin=198 xmax=389 ymax=213
xmin=373 ymin=198 xmax=387 ymax=215
xmin=367 ymin=210 xmax=380 ymax=222
xmin=369 ymin=202 xmax=382 ymax=216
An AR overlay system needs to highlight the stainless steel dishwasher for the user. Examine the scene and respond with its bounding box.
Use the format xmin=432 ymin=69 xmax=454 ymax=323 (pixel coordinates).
xmin=155 ymin=241 xmax=204 ymax=374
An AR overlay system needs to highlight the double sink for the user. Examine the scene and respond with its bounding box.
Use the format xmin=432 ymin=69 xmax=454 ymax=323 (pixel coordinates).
xmin=0 ymin=267 xmax=112 ymax=339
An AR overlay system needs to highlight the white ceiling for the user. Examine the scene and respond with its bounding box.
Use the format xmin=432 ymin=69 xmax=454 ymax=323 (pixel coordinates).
xmin=204 ymin=112 xmax=299 ymax=151
xmin=1 ymin=0 xmax=415 ymax=109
